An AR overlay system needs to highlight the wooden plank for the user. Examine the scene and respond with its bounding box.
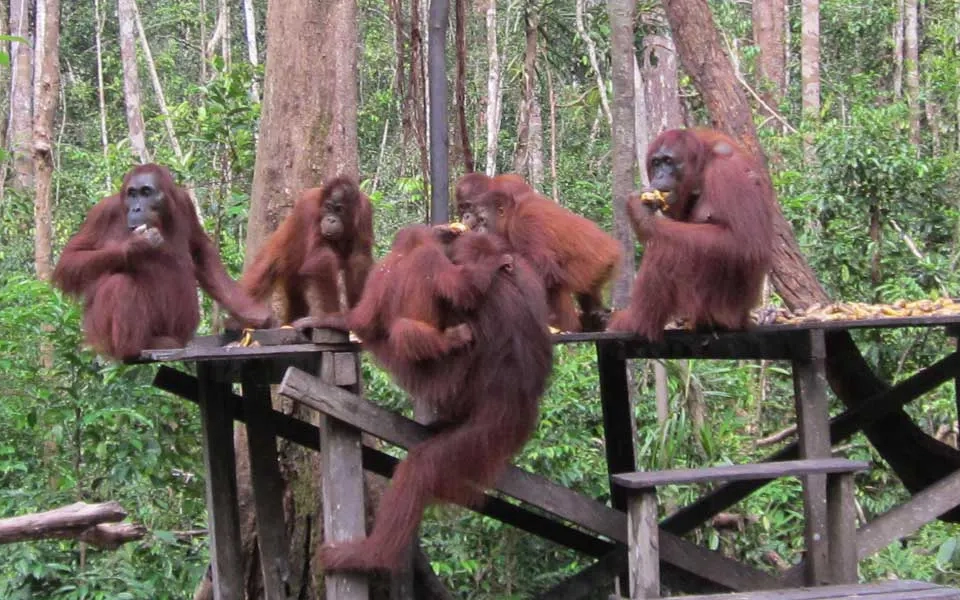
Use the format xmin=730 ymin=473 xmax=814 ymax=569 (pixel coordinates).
xmin=612 ymin=459 xmax=869 ymax=489
xmin=138 ymin=342 xmax=342 ymax=364
xmin=676 ymin=581 xmax=959 ymax=599
xmin=240 ymin=366 xmax=293 ymax=600
xmin=627 ymin=491 xmax=660 ymax=599
xmin=280 ymin=367 xmax=780 ymax=592
xmin=857 ymin=467 xmax=960 ymax=560
xmin=827 ymin=473 xmax=857 ymax=584
xmin=597 ymin=341 xmax=637 ymax=513
xmin=197 ymin=363 xmax=244 ymax=600
xmin=154 ymin=367 xmax=617 ymax=559
xmin=661 ymin=351 xmax=960 ymax=537
xmin=534 ymin=550 xmax=627 ymax=600
xmin=792 ymin=330 xmax=831 ymax=586
xmin=318 ymin=351 xmax=368 ymax=600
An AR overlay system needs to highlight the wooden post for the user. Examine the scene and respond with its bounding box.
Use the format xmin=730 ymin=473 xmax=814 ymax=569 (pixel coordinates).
xmin=792 ymin=330 xmax=831 ymax=586
xmin=597 ymin=341 xmax=636 ymax=594
xmin=241 ymin=364 xmax=293 ymax=599
xmin=827 ymin=472 xmax=857 ymax=584
xmin=198 ymin=362 xmax=244 ymax=600
xmin=427 ymin=0 xmax=450 ymax=223
xmin=627 ymin=490 xmax=660 ymax=599
xmin=319 ymin=347 xmax=369 ymax=600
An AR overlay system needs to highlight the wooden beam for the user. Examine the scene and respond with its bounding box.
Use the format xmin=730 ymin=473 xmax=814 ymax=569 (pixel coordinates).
xmin=665 ymin=580 xmax=960 ymax=599
xmin=534 ymin=550 xmax=627 ymax=600
xmin=857 ymin=467 xmax=960 ymax=559
xmin=627 ymin=491 xmax=660 ymax=599
xmin=792 ymin=330 xmax=831 ymax=586
xmin=661 ymin=351 xmax=960 ymax=535
xmin=827 ymin=473 xmax=857 ymax=584
xmin=241 ymin=366 xmax=293 ymax=600
xmin=612 ymin=459 xmax=869 ymax=489
xmin=597 ymin=341 xmax=637 ymax=514
xmin=197 ymin=363 xmax=244 ymax=600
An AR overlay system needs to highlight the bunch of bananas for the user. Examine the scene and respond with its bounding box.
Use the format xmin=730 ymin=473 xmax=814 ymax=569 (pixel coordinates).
xmin=752 ymin=297 xmax=960 ymax=325
xmin=638 ymin=189 xmax=670 ymax=212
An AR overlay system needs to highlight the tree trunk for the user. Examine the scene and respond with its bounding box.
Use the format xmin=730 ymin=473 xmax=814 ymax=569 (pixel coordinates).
xmin=607 ymin=0 xmax=636 ymax=309
xmin=546 ymin=66 xmax=559 ymax=202
xmin=665 ymin=0 xmax=960 ymax=523
xmin=575 ymin=0 xmax=611 ymax=128
xmin=453 ymin=0 xmax=473 ymax=173
xmin=641 ymin=33 xmax=685 ymax=138
xmin=94 ymin=0 xmax=109 ymax=183
xmin=133 ymin=0 xmax=184 ymax=162
xmin=904 ymin=0 xmax=920 ymax=146
xmin=632 ymin=54 xmax=649 ymax=178
xmin=893 ymin=0 xmax=904 ymax=98
xmin=117 ymin=0 xmax=149 ymax=163
xmin=0 ymin=0 xmax=9 ymax=158
xmin=9 ymin=0 xmax=34 ymax=191
xmin=512 ymin=8 xmax=543 ymax=189
xmin=32 ymin=0 xmax=59 ymax=283
xmin=484 ymin=0 xmax=501 ymax=175
xmin=243 ymin=0 xmax=260 ymax=102
xmin=752 ymin=0 xmax=786 ymax=119
xmin=800 ymin=0 xmax=820 ymax=118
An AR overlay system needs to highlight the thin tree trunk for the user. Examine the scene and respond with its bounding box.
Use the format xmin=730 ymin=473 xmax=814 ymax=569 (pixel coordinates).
xmin=800 ymin=0 xmax=820 ymax=118
xmin=575 ymin=0 xmax=612 ymax=127
xmin=94 ymin=0 xmax=109 ymax=184
xmin=608 ymin=0 xmax=636 ymax=310
xmin=752 ymin=0 xmax=786 ymax=120
xmin=513 ymin=8 xmax=543 ymax=188
xmin=118 ymin=0 xmax=149 ymax=163
xmin=133 ymin=0 xmax=184 ymax=162
xmin=893 ymin=0 xmax=904 ymax=98
xmin=904 ymin=0 xmax=920 ymax=146
xmin=453 ymin=0 xmax=473 ymax=173
xmin=243 ymin=0 xmax=259 ymax=102
xmin=9 ymin=0 xmax=34 ymax=191
xmin=642 ymin=33 xmax=684 ymax=137
xmin=33 ymin=0 xmax=59 ymax=283
xmin=546 ymin=65 xmax=558 ymax=202
xmin=199 ymin=0 xmax=207 ymax=81
xmin=633 ymin=54 xmax=650 ymax=178
xmin=0 ymin=0 xmax=9 ymax=156
xmin=484 ymin=0 xmax=501 ymax=175
xmin=924 ymin=73 xmax=941 ymax=155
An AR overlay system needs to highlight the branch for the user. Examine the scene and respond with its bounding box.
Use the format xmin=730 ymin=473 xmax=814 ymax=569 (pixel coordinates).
xmin=0 ymin=501 xmax=146 ymax=549
xmin=756 ymin=424 xmax=797 ymax=447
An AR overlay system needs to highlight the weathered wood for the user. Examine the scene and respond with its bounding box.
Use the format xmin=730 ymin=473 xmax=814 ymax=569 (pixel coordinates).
xmin=661 ymin=351 xmax=960 ymax=535
xmin=627 ymin=491 xmax=660 ymax=599
xmin=280 ymin=367 xmax=780 ymax=592
xmin=535 ymin=550 xmax=627 ymax=600
xmin=198 ymin=362 xmax=244 ymax=600
xmin=857 ymin=466 xmax=960 ymax=559
xmin=597 ymin=341 xmax=637 ymax=513
xmin=0 ymin=501 xmax=146 ymax=549
xmin=674 ymin=580 xmax=960 ymax=599
xmin=156 ymin=367 xmax=617 ymax=558
xmin=318 ymin=350 xmax=369 ymax=600
xmin=138 ymin=342 xmax=348 ymax=364
xmin=241 ymin=366 xmax=293 ymax=600
xmin=612 ymin=459 xmax=869 ymax=489
xmin=280 ymin=366 xmax=625 ymax=541
xmin=792 ymin=330 xmax=831 ymax=586
xmin=827 ymin=473 xmax=857 ymax=584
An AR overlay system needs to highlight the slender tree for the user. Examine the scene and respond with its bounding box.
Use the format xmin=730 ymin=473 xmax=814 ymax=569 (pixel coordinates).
xmin=484 ymin=0 xmax=501 ymax=175
xmin=94 ymin=0 xmax=109 ymax=183
xmin=752 ymin=0 xmax=786 ymax=121
xmin=904 ymin=0 xmax=920 ymax=145
xmin=513 ymin=7 xmax=544 ymax=189
xmin=133 ymin=0 xmax=184 ymax=163
xmin=9 ymin=0 xmax=34 ymax=191
xmin=33 ymin=0 xmax=59 ymax=282
xmin=243 ymin=0 xmax=260 ymax=102
xmin=800 ymin=0 xmax=820 ymax=118
xmin=576 ymin=0 xmax=611 ymax=127
xmin=117 ymin=0 xmax=149 ymax=163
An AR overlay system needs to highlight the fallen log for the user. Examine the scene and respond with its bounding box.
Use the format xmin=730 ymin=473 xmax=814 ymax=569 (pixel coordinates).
xmin=0 ymin=501 xmax=146 ymax=549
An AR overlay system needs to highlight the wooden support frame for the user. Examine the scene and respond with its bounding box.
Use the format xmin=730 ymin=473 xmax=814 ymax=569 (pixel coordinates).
xmin=791 ymin=330 xmax=831 ymax=586
xmin=240 ymin=365 xmax=293 ymax=599
xmin=627 ymin=490 xmax=660 ymax=599
xmin=197 ymin=363 xmax=244 ymax=600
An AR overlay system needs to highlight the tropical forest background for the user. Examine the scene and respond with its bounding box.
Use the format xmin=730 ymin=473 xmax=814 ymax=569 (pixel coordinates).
xmin=1 ymin=0 xmax=960 ymax=597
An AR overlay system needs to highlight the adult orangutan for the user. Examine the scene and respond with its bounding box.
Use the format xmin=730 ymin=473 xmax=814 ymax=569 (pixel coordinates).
xmin=51 ymin=164 xmax=273 ymax=360
xmin=608 ymin=127 xmax=774 ymax=340
xmin=304 ymin=227 xmax=553 ymax=572
xmin=454 ymin=172 xmax=533 ymax=231
xmin=241 ymin=176 xmax=374 ymax=323
xmin=469 ymin=188 xmax=622 ymax=332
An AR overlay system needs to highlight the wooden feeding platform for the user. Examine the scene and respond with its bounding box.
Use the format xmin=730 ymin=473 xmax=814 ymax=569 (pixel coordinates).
xmin=139 ymin=313 xmax=960 ymax=600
